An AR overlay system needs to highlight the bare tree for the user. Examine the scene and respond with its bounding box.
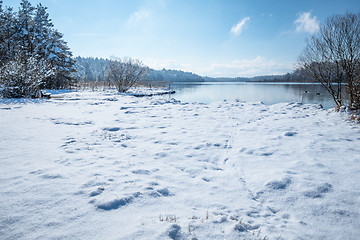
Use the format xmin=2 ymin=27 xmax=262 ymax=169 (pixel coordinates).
xmin=298 ymin=13 xmax=360 ymax=110
xmin=105 ymin=58 xmax=149 ymax=93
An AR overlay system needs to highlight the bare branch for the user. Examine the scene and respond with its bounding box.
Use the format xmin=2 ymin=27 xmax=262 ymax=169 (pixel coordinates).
xmin=298 ymin=12 xmax=360 ymax=110
xmin=105 ymin=58 xmax=149 ymax=93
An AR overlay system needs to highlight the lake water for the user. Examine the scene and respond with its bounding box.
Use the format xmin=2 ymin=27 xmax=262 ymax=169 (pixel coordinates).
xmin=170 ymin=82 xmax=335 ymax=109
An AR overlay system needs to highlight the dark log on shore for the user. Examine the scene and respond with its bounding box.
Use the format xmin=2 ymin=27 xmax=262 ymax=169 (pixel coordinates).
xmin=132 ymin=90 xmax=176 ymax=97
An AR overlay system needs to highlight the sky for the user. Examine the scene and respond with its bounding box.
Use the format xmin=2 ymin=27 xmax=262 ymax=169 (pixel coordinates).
xmin=5 ymin=0 xmax=360 ymax=77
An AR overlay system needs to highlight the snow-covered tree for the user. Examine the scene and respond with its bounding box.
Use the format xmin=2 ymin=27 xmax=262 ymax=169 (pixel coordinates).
xmin=0 ymin=0 xmax=76 ymax=97
xmin=43 ymin=29 xmax=76 ymax=89
xmin=33 ymin=4 xmax=53 ymax=60
xmin=0 ymin=5 xmax=16 ymax=65
xmin=105 ymin=58 xmax=149 ymax=92
xmin=0 ymin=52 xmax=55 ymax=98
xmin=14 ymin=0 xmax=35 ymax=59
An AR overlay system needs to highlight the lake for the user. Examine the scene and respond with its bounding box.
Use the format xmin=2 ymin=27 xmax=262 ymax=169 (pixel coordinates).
xmin=170 ymin=82 xmax=335 ymax=109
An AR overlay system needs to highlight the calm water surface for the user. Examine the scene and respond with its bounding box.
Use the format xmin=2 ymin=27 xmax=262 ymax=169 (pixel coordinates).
xmin=170 ymin=82 xmax=335 ymax=109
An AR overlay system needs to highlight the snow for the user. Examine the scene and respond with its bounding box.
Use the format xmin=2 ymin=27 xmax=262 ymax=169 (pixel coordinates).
xmin=0 ymin=89 xmax=360 ymax=239
xmin=47 ymin=53 xmax=58 ymax=60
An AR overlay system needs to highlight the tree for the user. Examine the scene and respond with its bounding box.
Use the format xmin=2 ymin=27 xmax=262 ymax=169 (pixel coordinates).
xmin=105 ymin=58 xmax=149 ymax=92
xmin=0 ymin=0 xmax=76 ymax=96
xmin=14 ymin=0 xmax=35 ymax=59
xmin=298 ymin=13 xmax=360 ymax=110
xmin=0 ymin=5 xmax=16 ymax=65
xmin=43 ymin=29 xmax=76 ymax=89
xmin=33 ymin=4 xmax=76 ymax=89
xmin=33 ymin=4 xmax=53 ymax=60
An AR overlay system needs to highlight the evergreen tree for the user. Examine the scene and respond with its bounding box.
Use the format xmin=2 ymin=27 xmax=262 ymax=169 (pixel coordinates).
xmin=0 ymin=1 xmax=5 ymax=63
xmin=14 ymin=0 xmax=35 ymax=59
xmin=33 ymin=4 xmax=53 ymax=60
xmin=44 ymin=30 xmax=76 ymax=89
xmin=0 ymin=0 xmax=76 ymax=97
xmin=0 ymin=5 xmax=16 ymax=65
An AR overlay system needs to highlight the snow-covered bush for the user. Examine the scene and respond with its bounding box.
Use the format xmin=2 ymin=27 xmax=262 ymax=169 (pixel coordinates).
xmin=0 ymin=54 xmax=54 ymax=98
xmin=105 ymin=58 xmax=148 ymax=93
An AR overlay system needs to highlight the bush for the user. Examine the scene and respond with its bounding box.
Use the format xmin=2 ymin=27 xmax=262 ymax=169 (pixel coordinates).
xmin=105 ymin=58 xmax=148 ymax=93
xmin=0 ymin=54 xmax=54 ymax=98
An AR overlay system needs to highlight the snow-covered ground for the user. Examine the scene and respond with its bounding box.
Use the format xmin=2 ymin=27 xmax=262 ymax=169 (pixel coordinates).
xmin=1 ymin=90 xmax=360 ymax=240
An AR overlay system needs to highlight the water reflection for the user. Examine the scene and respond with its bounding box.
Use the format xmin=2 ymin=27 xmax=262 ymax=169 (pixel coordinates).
xmin=171 ymin=82 xmax=335 ymax=109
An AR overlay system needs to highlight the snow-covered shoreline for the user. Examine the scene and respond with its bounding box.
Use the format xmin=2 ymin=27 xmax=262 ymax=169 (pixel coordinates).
xmin=1 ymin=90 xmax=359 ymax=239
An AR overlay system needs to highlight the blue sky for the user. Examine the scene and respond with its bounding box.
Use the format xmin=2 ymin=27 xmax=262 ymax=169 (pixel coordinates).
xmin=5 ymin=0 xmax=360 ymax=77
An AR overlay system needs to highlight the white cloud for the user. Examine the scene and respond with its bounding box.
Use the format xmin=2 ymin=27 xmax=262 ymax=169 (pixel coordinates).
xmin=128 ymin=10 xmax=151 ymax=25
xmin=295 ymin=11 xmax=319 ymax=34
xmin=207 ymin=56 xmax=292 ymax=77
xmin=144 ymin=58 xmax=192 ymax=72
xmin=143 ymin=57 xmax=292 ymax=78
xmin=230 ymin=17 xmax=250 ymax=36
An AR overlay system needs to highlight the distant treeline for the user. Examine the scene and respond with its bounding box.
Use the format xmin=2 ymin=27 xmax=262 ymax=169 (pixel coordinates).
xmin=205 ymin=69 xmax=313 ymax=83
xmin=73 ymin=57 xmax=205 ymax=83
xmin=73 ymin=56 xmax=313 ymax=84
xmin=246 ymin=68 xmax=314 ymax=83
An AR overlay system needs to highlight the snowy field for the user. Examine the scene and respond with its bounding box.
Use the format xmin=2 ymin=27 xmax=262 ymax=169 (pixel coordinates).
xmin=1 ymin=89 xmax=360 ymax=240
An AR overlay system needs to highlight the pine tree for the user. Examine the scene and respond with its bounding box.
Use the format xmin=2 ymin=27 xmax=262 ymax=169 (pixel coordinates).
xmin=0 ymin=1 xmax=5 ymax=63
xmin=44 ymin=29 xmax=76 ymax=89
xmin=14 ymin=0 xmax=35 ymax=60
xmin=0 ymin=0 xmax=76 ymax=97
xmin=0 ymin=5 xmax=16 ymax=65
xmin=33 ymin=4 xmax=53 ymax=61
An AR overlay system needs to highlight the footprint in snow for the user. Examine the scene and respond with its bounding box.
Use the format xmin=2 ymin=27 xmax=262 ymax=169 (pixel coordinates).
xmin=131 ymin=169 xmax=151 ymax=175
xmin=148 ymin=188 xmax=172 ymax=197
xmin=29 ymin=169 xmax=45 ymax=175
xmin=303 ymin=183 xmax=333 ymax=198
xmin=284 ymin=131 xmax=297 ymax=137
xmin=89 ymin=187 xmax=105 ymax=197
xmin=61 ymin=138 xmax=76 ymax=148
xmin=265 ymin=177 xmax=292 ymax=190
xmin=148 ymin=181 xmax=159 ymax=186
xmin=103 ymin=127 xmax=121 ymax=132
xmin=96 ymin=192 xmax=141 ymax=210
xmin=202 ymin=177 xmax=211 ymax=182
xmin=167 ymin=224 xmax=182 ymax=240
xmin=41 ymin=173 xmax=64 ymax=179
xmin=154 ymin=152 xmax=167 ymax=158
